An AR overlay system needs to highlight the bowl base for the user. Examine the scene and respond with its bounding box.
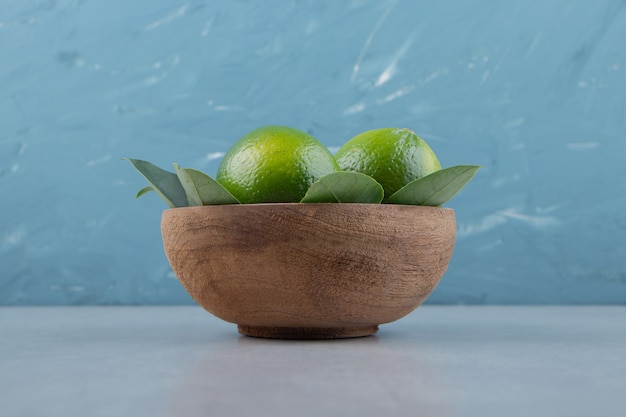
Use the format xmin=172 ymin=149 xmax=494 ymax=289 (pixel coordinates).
xmin=238 ymin=324 xmax=379 ymax=339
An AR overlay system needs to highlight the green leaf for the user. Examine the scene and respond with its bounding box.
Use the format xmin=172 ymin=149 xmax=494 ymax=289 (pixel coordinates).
xmin=123 ymin=158 xmax=189 ymax=208
xmin=301 ymin=171 xmax=384 ymax=203
xmin=386 ymin=165 xmax=481 ymax=206
xmin=135 ymin=186 xmax=154 ymax=198
xmin=173 ymin=164 xmax=240 ymax=206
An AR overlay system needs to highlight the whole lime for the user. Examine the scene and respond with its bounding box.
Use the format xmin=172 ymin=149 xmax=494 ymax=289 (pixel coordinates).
xmin=216 ymin=126 xmax=339 ymax=203
xmin=335 ymin=128 xmax=441 ymax=200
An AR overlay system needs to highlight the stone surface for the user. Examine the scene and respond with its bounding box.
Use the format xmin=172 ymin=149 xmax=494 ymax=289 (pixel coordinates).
xmin=2 ymin=306 xmax=625 ymax=417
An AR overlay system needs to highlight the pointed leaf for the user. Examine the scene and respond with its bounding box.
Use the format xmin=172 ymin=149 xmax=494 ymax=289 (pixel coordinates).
xmin=174 ymin=164 xmax=240 ymax=206
xmin=135 ymin=186 xmax=154 ymax=199
xmin=124 ymin=158 xmax=188 ymax=208
xmin=301 ymin=171 xmax=384 ymax=203
xmin=386 ymin=165 xmax=481 ymax=206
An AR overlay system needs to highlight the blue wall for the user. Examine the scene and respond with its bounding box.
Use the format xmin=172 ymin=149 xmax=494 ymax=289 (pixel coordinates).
xmin=1 ymin=1 xmax=625 ymax=305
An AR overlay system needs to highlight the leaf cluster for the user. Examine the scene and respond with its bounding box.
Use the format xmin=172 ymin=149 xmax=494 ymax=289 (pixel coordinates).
xmin=125 ymin=159 xmax=479 ymax=208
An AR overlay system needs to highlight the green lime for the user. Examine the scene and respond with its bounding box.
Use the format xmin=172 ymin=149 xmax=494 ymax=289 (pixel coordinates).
xmin=216 ymin=125 xmax=339 ymax=203
xmin=335 ymin=128 xmax=441 ymax=200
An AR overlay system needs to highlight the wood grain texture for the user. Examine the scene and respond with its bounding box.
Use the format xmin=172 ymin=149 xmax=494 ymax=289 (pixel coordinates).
xmin=161 ymin=204 xmax=456 ymax=338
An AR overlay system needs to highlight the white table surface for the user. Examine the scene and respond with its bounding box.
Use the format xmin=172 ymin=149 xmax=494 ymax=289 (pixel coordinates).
xmin=1 ymin=306 xmax=625 ymax=417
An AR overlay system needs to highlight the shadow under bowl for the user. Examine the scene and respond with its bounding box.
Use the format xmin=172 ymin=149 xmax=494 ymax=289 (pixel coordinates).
xmin=161 ymin=203 xmax=456 ymax=339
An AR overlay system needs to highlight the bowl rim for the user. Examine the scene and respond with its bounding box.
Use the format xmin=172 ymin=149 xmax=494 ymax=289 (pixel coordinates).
xmin=162 ymin=203 xmax=455 ymax=214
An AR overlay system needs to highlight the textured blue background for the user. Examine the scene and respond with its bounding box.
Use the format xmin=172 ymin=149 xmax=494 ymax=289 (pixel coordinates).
xmin=1 ymin=1 xmax=625 ymax=305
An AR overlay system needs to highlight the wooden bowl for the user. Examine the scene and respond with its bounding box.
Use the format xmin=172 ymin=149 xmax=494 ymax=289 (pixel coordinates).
xmin=161 ymin=204 xmax=456 ymax=339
